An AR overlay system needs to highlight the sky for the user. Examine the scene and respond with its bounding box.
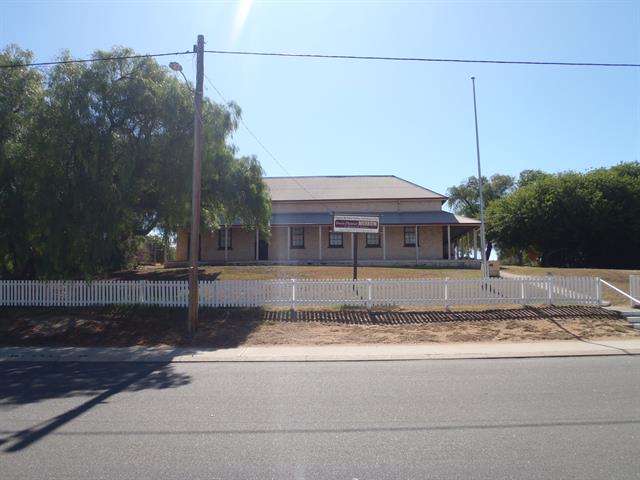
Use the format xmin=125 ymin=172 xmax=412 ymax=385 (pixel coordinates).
xmin=2 ymin=0 xmax=639 ymax=200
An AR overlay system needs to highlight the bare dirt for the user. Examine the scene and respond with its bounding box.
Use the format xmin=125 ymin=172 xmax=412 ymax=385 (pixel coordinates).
xmin=1 ymin=305 xmax=637 ymax=348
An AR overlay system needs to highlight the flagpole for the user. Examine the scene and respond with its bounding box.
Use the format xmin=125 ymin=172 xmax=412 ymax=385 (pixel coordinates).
xmin=471 ymin=77 xmax=489 ymax=278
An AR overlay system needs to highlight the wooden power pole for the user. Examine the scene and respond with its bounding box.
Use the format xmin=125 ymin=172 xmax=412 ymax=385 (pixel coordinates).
xmin=188 ymin=34 xmax=205 ymax=336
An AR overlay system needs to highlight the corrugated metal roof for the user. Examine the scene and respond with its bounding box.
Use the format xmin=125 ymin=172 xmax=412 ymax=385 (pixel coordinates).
xmin=268 ymin=212 xmax=479 ymax=226
xmin=264 ymin=176 xmax=446 ymax=202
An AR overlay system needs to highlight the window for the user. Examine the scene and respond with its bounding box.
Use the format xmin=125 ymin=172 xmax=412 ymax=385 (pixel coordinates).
xmin=329 ymin=231 xmax=343 ymax=248
xmin=366 ymin=233 xmax=381 ymax=248
xmin=291 ymin=227 xmax=305 ymax=248
xmin=218 ymin=228 xmax=232 ymax=249
xmin=404 ymin=227 xmax=417 ymax=247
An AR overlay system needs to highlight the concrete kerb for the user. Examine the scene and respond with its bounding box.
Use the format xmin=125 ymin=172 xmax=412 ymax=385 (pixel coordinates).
xmin=2 ymin=340 xmax=640 ymax=363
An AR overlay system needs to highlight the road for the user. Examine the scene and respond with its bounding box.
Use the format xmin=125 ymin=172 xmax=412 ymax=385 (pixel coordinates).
xmin=1 ymin=357 xmax=639 ymax=479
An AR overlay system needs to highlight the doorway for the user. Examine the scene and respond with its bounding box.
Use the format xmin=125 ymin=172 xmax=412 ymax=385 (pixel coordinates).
xmin=258 ymin=239 xmax=269 ymax=261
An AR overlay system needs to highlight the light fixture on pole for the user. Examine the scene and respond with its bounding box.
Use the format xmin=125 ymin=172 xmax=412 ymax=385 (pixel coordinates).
xmin=169 ymin=62 xmax=191 ymax=87
xmin=471 ymin=77 xmax=489 ymax=278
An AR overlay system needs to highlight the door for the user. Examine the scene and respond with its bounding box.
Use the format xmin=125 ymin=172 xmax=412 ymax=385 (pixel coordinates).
xmin=258 ymin=239 xmax=269 ymax=260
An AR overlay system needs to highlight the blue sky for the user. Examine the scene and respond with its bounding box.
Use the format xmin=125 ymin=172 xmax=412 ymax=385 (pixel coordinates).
xmin=2 ymin=0 xmax=639 ymax=199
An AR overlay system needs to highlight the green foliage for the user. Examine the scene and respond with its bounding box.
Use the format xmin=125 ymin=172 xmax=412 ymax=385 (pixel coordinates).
xmin=446 ymin=174 xmax=515 ymax=218
xmin=0 ymin=45 xmax=271 ymax=279
xmin=517 ymin=169 xmax=550 ymax=188
xmin=486 ymin=163 xmax=640 ymax=268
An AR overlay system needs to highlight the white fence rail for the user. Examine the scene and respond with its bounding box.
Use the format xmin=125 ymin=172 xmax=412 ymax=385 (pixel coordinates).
xmin=0 ymin=277 xmax=601 ymax=308
xmin=630 ymin=275 xmax=640 ymax=308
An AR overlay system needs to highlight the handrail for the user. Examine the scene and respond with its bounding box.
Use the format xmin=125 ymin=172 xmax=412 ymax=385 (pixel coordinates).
xmin=599 ymin=278 xmax=640 ymax=305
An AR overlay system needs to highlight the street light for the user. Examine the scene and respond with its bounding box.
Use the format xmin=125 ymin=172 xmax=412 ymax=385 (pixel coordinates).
xmin=169 ymin=62 xmax=191 ymax=89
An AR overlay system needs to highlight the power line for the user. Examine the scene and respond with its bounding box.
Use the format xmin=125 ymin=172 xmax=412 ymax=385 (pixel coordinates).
xmin=4 ymin=48 xmax=639 ymax=70
xmin=0 ymin=50 xmax=193 ymax=69
xmin=203 ymin=73 xmax=337 ymax=214
xmin=203 ymin=72 xmax=295 ymax=178
xmin=204 ymin=49 xmax=640 ymax=68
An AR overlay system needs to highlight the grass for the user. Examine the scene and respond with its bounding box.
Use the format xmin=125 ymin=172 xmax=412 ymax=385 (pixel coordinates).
xmin=502 ymin=265 xmax=640 ymax=306
xmin=112 ymin=264 xmax=482 ymax=281
xmin=112 ymin=264 xmax=639 ymax=306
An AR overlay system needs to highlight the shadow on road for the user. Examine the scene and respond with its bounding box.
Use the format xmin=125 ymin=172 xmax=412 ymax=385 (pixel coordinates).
xmin=0 ymin=362 xmax=191 ymax=453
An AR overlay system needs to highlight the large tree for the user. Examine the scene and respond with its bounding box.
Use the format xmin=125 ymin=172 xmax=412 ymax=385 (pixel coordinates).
xmin=446 ymin=174 xmax=515 ymax=258
xmin=486 ymin=163 xmax=640 ymax=268
xmin=0 ymin=46 xmax=44 ymax=278
xmin=446 ymin=174 xmax=515 ymax=218
xmin=0 ymin=45 xmax=271 ymax=279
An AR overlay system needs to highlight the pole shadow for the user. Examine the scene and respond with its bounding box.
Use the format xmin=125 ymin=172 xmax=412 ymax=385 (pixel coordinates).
xmin=0 ymin=361 xmax=191 ymax=453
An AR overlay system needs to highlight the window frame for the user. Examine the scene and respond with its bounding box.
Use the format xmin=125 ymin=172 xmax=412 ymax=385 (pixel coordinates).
xmin=365 ymin=232 xmax=381 ymax=248
xmin=290 ymin=227 xmax=305 ymax=249
xmin=328 ymin=231 xmax=344 ymax=248
xmin=403 ymin=226 xmax=417 ymax=247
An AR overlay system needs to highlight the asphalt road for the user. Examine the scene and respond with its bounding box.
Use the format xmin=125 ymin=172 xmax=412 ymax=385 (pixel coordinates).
xmin=1 ymin=357 xmax=639 ymax=479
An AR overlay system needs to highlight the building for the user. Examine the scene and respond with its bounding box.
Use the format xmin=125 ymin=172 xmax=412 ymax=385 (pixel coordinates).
xmin=173 ymin=175 xmax=482 ymax=267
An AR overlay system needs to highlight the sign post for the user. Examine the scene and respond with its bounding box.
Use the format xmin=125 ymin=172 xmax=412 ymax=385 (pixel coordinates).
xmin=333 ymin=215 xmax=380 ymax=281
xmin=353 ymin=233 xmax=358 ymax=280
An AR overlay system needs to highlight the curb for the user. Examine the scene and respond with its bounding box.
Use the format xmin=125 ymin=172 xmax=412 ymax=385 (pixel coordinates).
xmin=1 ymin=341 xmax=640 ymax=363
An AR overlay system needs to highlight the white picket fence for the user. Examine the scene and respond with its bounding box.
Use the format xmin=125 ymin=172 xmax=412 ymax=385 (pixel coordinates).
xmin=0 ymin=276 xmax=601 ymax=308
xmin=630 ymin=275 xmax=640 ymax=307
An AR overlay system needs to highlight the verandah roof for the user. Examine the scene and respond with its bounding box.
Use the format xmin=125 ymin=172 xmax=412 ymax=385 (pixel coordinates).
xmin=252 ymin=211 xmax=480 ymax=226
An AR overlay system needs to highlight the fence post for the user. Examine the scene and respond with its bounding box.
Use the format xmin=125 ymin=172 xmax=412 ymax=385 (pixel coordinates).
xmin=547 ymin=274 xmax=553 ymax=305
xmin=520 ymin=279 xmax=525 ymax=304
xmin=367 ymin=279 xmax=372 ymax=309
xmin=290 ymin=278 xmax=297 ymax=318
xmin=139 ymin=281 xmax=145 ymax=305
xmin=596 ymin=277 xmax=602 ymax=306
xmin=444 ymin=277 xmax=449 ymax=309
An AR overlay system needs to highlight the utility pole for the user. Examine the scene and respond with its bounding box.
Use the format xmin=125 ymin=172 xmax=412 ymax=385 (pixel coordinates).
xmin=471 ymin=77 xmax=489 ymax=278
xmin=188 ymin=34 xmax=205 ymax=336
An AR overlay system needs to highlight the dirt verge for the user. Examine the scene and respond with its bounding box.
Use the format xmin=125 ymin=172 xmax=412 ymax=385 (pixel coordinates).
xmin=1 ymin=305 xmax=638 ymax=348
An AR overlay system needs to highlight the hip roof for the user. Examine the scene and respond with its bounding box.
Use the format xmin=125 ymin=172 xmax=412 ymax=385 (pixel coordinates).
xmin=264 ymin=176 xmax=446 ymax=202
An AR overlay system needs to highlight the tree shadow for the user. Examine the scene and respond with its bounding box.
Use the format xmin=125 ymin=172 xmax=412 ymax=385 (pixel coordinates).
xmin=0 ymin=361 xmax=191 ymax=453
xmin=110 ymin=267 xmax=220 ymax=281
xmin=1 ymin=306 xmax=263 ymax=348
xmin=193 ymin=308 xmax=265 ymax=347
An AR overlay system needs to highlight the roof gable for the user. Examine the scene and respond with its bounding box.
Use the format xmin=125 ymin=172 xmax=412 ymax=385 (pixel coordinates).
xmin=264 ymin=176 xmax=446 ymax=202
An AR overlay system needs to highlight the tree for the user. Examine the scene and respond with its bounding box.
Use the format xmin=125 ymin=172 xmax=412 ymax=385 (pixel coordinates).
xmin=0 ymin=45 xmax=271 ymax=279
xmin=446 ymin=174 xmax=515 ymax=258
xmin=486 ymin=163 xmax=640 ymax=268
xmin=517 ymin=169 xmax=550 ymax=187
xmin=0 ymin=45 xmax=45 ymax=278
xmin=446 ymin=174 xmax=515 ymax=218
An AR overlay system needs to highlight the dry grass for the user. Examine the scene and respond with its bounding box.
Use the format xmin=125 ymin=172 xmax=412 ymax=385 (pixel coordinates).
xmin=113 ymin=264 xmax=482 ymax=281
xmin=502 ymin=266 xmax=640 ymax=306
xmin=113 ymin=264 xmax=639 ymax=307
